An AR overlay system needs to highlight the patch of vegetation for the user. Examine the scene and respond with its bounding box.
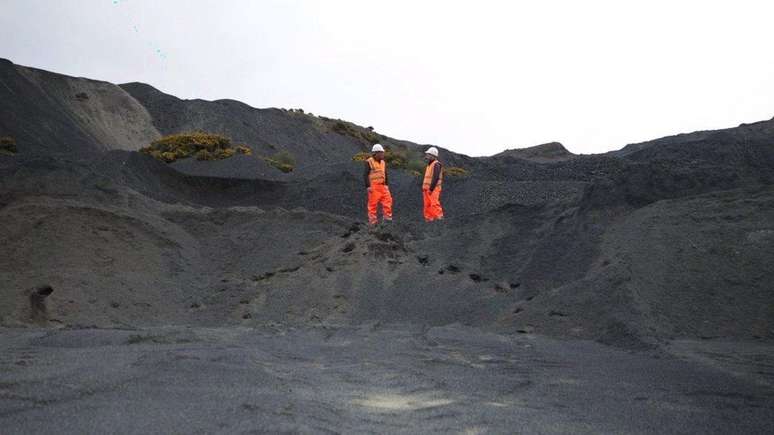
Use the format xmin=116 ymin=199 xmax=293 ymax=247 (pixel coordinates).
xmin=235 ymin=144 xmax=252 ymax=156
xmin=194 ymin=148 xmax=239 ymax=161
xmin=385 ymin=150 xmax=409 ymax=168
xmin=127 ymin=334 xmax=194 ymax=345
xmin=127 ymin=334 xmax=162 ymax=345
xmin=352 ymin=152 xmax=370 ymax=162
xmin=0 ymin=136 xmax=17 ymax=155
xmin=332 ymin=120 xmax=380 ymax=144
xmin=353 ymin=150 xmax=408 ymax=166
xmin=445 ymin=166 xmax=471 ymax=177
xmin=352 ymin=147 xmax=425 ymax=175
xmin=286 ymin=108 xmax=310 ymax=115
xmin=406 ymin=159 xmax=426 ymax=174
xmin=139 ymin=131 xmax=251 ymax=163
xmin=263 ymin=150 xmax=295 ymax=173
xmin=94 ymin=177 xmax=118 ymax=193
xmin=194 ymin=149 xmax=214 ymax=161
xmin=353 ymin=148 xmax=468 ymax=177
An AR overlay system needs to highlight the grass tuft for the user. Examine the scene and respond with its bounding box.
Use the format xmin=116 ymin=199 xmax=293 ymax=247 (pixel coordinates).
xmin=263 ymin=150 xmax=295 ymax=173
xmin=445 ymin=166 xmax=470 ymax=177
xmin=0 ymin=136 xmax=17 ymax=155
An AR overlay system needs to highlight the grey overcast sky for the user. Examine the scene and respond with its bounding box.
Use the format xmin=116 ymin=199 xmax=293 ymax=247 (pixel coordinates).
xmin=1 ymin=0 xmax=773 ymax=155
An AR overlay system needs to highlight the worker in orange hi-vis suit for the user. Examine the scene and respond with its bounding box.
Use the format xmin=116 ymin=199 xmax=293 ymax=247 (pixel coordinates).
xmin=422 ymin=147 xmax=444 ymax=222
xmin=364 ymin=144 xmax=393 ymax=225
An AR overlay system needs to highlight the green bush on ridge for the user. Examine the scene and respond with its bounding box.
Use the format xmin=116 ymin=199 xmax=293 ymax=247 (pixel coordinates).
xmin=140 ymin=131 xmax=251 ymax=163
xmin=332 ymin=120 xmax=380 ymax=145
xmin=0 ymin=136 xmax=17 ymax=154
xmin=445 ymin=166 xmax=470 ymax=177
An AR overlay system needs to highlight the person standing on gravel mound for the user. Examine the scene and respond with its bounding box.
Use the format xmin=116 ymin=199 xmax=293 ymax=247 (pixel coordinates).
xmin=364 ymin=144 xmax=394 ymax=225
xmin=423 ymin=147 xmax=444 ymax=222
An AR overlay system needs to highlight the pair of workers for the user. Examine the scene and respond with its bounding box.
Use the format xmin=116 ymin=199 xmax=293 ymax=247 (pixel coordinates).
xmin=364 ymin=144 xmax=444 ymax=225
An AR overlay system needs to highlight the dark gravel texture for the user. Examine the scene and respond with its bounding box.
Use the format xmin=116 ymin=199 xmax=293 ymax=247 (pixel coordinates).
xmin=2 ymin=58 xmax=774 ymax=433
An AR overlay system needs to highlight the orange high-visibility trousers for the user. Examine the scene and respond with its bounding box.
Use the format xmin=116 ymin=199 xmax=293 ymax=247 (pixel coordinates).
xmin=368 ymin=184 xmax=393 ymax=224
xmin=423 ymin=188 xmax=444 ymax=222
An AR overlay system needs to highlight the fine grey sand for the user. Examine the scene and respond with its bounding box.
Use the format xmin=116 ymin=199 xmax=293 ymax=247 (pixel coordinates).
xmin=2 ymin=325 xmax=773 ymax=434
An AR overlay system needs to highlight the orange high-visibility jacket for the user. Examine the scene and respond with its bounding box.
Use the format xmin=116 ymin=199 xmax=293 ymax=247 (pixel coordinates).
xmin=423 ymin=160 xmax=443 ymax=191
xmin=366 ymin=157 xmax=387 ymax=186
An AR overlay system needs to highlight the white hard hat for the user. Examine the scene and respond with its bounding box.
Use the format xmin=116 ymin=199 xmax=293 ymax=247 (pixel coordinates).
xmin=425 ymin=147 xmax=439 ymax=157
xmin=371 ymin=144 xmax=385 ymax=153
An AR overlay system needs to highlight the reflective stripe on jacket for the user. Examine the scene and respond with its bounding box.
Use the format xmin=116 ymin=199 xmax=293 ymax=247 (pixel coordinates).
xmin=423 ymin=160 xmax=443 ymax=191
xmin=366 ymin=157 xmax=387 ymax=186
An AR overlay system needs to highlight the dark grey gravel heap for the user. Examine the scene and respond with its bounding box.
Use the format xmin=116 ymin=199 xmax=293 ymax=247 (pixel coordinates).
xmin=1 ymin=58 xmax=773 ymax=434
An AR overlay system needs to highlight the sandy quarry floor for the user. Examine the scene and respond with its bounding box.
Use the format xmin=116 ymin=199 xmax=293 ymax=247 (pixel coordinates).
xmin=1 ymin=324 xmax=772 ymax=434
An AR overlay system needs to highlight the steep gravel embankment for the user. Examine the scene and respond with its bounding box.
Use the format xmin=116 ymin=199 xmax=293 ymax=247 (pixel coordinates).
xmin=0 ymin=58 xmax=159 ymax=156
